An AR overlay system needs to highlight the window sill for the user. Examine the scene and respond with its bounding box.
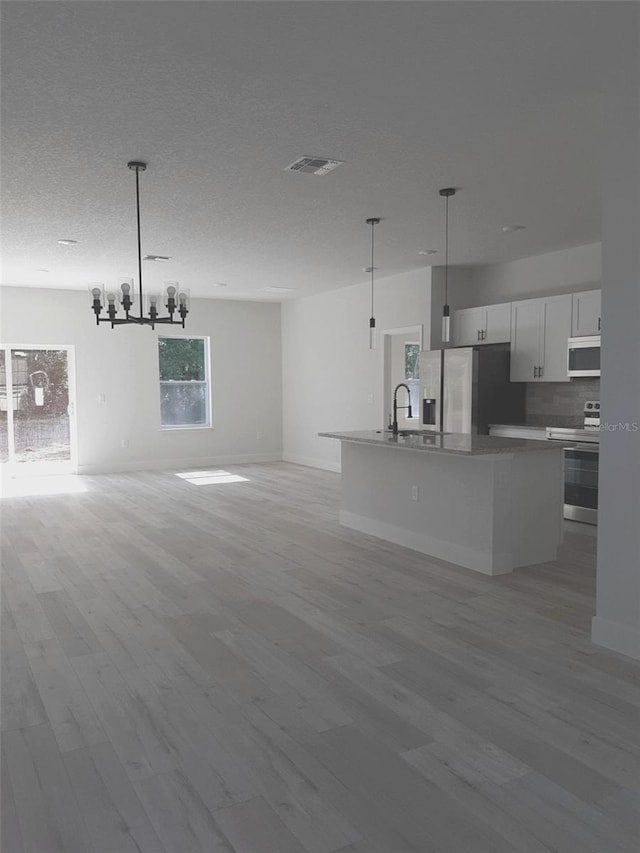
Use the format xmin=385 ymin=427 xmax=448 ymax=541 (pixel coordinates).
xmin=160 ymin=424 xmax=213 ymax=431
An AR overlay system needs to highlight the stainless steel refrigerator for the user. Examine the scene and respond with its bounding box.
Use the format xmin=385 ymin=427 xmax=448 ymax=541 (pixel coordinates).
xmin=419 ymin=344 xmax=525 ymax=434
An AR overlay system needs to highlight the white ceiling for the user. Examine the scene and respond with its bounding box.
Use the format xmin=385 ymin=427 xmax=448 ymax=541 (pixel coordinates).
xmin=0 ymin=1 xmax=626 ymax=301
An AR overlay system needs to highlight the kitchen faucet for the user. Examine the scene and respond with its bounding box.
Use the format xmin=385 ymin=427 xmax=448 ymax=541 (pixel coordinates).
xmin=392 ymin=382 xmax=413 ymax=435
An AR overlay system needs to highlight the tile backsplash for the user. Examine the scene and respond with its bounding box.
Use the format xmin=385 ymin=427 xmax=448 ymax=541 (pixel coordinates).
xmin=526 ymin=377 xmax=600 ymax=427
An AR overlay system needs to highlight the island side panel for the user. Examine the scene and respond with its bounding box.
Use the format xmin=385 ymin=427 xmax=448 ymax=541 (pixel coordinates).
xmin=338 ymin=441 xmax=563 ymax=575
xmin=491 ymin=448 xmax=564 ymax=569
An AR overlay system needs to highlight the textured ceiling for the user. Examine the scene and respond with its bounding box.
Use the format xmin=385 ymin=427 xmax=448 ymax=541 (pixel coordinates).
xmin=0 ymin=1 xmax=628 ymax=300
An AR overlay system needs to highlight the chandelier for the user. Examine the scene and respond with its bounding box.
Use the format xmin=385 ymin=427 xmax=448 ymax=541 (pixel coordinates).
xmin=90 ymin=161 xmax=189 ymax=329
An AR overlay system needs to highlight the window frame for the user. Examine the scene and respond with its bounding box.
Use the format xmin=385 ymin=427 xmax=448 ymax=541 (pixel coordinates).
xmin=158 ymin=334 xmax=212 ymax=431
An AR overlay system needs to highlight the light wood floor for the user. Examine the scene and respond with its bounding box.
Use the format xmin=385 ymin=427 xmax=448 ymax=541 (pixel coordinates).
xmin=2 ymin=462 xmax=639 ymax=853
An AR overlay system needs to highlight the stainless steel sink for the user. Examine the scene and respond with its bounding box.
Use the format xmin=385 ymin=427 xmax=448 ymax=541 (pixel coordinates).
xmin=381 ymin=429 xmax=450 ymax=437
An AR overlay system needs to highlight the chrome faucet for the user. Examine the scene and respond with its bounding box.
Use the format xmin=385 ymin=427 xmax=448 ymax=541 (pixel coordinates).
xmin=392 ymin=382 xmax=413 ymax=435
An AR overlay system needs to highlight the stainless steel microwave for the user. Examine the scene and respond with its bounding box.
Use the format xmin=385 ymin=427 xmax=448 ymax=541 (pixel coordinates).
xmin=567 ymin=336 xmax=600 ymax=377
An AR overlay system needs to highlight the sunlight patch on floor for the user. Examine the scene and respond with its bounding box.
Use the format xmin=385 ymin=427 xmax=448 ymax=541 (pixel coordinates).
xmin=175 ymin=469 xmax=249 ymax=486
xmin=1 ymin=474 xmax=88 ymax=498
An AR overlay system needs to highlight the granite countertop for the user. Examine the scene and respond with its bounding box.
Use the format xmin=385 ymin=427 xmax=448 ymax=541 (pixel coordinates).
xmin=488 ymin=423 xmax=547 ymax=430
xmin=489 ymin=420 xmax=584 ymax=430
xmin=319 ymin=430 xmax=564 ymax=456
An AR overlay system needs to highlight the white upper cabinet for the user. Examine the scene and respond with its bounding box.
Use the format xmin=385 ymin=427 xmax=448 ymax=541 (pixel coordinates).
xmin=510 ymin=299 xmax=543 ymax=382
xmin=571 ymin=290 xmax=602 ymax=336
xmin=452 ymin=303 xmax=511 ymax=346
xmin=540 ymin=294 xmax=573 ymax=382
xmin=483 ymin=303 xmax=512 ymax=344
xmin=510 ymin=294 xmax=572 ymax=382
xmin=453 ymin=307 xmax=484 ymax=346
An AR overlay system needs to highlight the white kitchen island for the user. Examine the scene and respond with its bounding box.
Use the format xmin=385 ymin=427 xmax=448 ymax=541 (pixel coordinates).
xmin=319 ymin=430 xmax=564 ymax=575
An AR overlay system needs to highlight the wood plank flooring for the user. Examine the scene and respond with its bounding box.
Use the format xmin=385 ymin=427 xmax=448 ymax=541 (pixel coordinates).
xmin=1 ymin=463 xmax=639 ymax=853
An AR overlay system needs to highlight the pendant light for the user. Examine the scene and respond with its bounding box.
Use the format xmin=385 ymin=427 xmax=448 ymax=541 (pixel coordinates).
xmin=439 ymin=187 xmax=456 ymax=344
xmin=366 ymin=217 xmax=381 ymax=349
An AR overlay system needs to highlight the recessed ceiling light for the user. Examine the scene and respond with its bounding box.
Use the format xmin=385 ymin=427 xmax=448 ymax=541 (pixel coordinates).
xmin=212 ymin=282 xmax=228 ymax=288
xmin=57 ymin=238 xmax=77 ymax=245
xmin=501 ymin=224 xmax=526 ymax=233
xmin=143 ymin=254 xmax=172 ymax=262
xmin=34 ymin=268 xmax=49 ymax=272
xmin=418 ymin=249 xmax=437 ymax=256
xmin=262 ymin=286 xmax=296 ymax=293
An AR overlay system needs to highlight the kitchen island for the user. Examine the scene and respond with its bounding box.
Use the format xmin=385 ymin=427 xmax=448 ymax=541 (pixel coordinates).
xmin=319 ymin=430 xmax=564 ymax=575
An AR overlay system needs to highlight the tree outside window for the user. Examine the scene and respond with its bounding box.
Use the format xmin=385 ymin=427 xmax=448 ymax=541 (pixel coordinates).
xmin=158 ymin=336 xmax=210 ymax=428
xmin=404 ymin=342 xmax=420 ymax=416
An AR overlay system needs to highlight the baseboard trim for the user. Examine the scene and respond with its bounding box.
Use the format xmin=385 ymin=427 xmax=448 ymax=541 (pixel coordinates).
xmin=591 ymin=615 xmax=640 ymax=660
xmin=339 ymin=510 xmax=513 ymax=576
xmin=282 ymin=453 xmax=341 ymax=474
xmin=78 ymin=451 xmax=283 ymax=475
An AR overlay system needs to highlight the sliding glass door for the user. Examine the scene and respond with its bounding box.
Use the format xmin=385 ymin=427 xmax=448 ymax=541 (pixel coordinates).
xmin=0 ymin=345 xmax=77 ymax=475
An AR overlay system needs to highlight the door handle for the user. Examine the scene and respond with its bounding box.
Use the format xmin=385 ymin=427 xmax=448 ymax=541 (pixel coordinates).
xmin=598 ymin=317 xmax=601 ymax=331
xmin=533 ymin=366 xmax=537 ymax=378
xmin=482 ymin=329 xmax=486 ymax=340
xmin=477 ymin=330 xmax=481 ymax=341
xmin=539 ymin=365 xmax=543 ymax=378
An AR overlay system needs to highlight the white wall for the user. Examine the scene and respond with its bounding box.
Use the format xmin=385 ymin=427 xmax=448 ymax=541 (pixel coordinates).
xmin=0 ymin=287 xmax=282 ymax=473
xmin=592 ymin=9 xmax=640 ymax=661
xmin=281 ymin=268 xmax=431 ymax=471
xmin=448 ymin=242 xmax=601 ymax=308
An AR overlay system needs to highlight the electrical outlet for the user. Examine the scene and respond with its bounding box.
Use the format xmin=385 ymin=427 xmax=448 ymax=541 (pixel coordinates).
xmin=256 ymin=431 xmax=262 ymax=440
xmin=411 ymin=485 xmax=419 ymax=502
xmin=367 ymin=393 xmax=374 ymax=404
xmin=121 ymin=439 xmax=129 ymax=449
xmin=98 ymin=393 xmax=106 ymax=404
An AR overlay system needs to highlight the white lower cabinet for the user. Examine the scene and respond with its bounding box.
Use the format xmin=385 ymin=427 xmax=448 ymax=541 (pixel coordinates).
xmin=510 ymin=294 xmax=571 ymax=382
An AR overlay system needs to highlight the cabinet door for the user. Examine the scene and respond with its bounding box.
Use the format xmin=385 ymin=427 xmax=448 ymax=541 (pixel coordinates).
xmin=510 ymin=299 xmax=542 ymax=382
xmin=483 ymin=303 xmax=511 ymax=344
xmin=540 ymin=294 xmax=572 ymax=382
xmin=572 ymin=290 xmax=601 ymax=336
xmin=452 ymin=307 xmax=483 ymax=346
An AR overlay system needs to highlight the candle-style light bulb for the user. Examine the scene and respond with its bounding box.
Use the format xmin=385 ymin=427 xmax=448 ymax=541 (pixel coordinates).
xmin=441 ymin=306 xmax=451 ymax=344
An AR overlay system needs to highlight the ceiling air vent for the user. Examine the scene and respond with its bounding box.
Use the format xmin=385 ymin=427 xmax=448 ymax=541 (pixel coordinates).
xmin=284 ymin=156 xmax=344 ymax=176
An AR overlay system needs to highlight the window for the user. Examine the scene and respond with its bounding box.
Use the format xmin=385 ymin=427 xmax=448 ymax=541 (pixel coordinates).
xmin=158 ymin=336 xmax=210 ymax=428
xmin=405 ymin=342 xmax=420 ymax=417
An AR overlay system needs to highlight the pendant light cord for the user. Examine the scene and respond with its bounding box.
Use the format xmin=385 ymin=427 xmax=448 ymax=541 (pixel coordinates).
xmin=444 ymin=192 xmax=449 ymax=307
xmin=134 ymin=166 xmax=144 ymax=314
xmin=370 ymin=219 xmax=375 ymax=318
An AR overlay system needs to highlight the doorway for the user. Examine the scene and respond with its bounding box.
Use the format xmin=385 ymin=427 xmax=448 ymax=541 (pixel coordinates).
xmin=0 ymin=345 xmax=77 ymax=476
xmin=382 ymin=325 xmax=423 ymax=427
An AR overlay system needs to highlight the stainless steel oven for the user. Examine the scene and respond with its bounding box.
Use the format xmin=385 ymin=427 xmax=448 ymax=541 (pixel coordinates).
xmin=567 ymin=336 xmax=600 ymax=377
xmin=547 ymin=425 xmax=599 ymax=525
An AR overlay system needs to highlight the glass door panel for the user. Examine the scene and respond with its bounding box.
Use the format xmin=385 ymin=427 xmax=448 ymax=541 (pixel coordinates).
xmin=0 ymin=350 xmax=9 ymax=463
xmin=0 ymin=346 xmax=76 ymax=475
